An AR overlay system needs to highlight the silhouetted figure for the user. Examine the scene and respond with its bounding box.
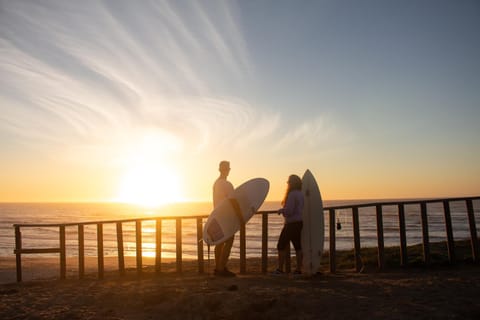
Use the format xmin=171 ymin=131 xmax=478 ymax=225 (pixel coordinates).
xmin=212 ymin=160 xmax=236 ymax=277
xmin=273 ymin=174 xmax=304 ymax=275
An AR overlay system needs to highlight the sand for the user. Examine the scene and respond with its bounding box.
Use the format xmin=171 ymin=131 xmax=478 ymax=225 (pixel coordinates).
xmin=1 ymin=256 xmax=480 ymax=319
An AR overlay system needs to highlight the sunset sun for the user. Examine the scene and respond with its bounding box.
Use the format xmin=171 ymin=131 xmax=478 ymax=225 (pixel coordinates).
xmin=116 ymin=165 xmax=183 ymax=208
xmin=113 ymin=129 xmax=185 ymax=208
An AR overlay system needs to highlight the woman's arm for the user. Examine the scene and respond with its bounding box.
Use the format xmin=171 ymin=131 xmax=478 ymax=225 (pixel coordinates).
xmin=278 ymin=193 xmax=297 ymax=218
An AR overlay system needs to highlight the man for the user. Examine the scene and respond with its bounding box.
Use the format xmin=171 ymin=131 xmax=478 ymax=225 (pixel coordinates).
xmin=212 ymin=160 xmax=235 ymax=277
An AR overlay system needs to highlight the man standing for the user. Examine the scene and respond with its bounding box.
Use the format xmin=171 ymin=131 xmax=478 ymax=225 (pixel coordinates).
xmin=212 ymin=160 xmax=235 ymax=277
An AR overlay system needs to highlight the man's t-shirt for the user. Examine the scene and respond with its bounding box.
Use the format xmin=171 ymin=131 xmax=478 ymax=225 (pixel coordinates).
xmin=213 ymin=177 xmax=234 ymax=208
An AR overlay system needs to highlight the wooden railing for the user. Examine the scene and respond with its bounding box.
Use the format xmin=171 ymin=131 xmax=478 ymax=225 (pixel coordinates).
xmin=326 ymin=197 xmax=479 ymax=272
xmin=13 ymin=196 xmax=480 ymax=281
xmin=14 ymin=215 xmax=208 ymax=282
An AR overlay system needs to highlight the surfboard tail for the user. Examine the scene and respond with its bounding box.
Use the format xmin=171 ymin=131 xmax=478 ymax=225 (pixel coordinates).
xmin=206 ymin=218 xmax=224 ymax=244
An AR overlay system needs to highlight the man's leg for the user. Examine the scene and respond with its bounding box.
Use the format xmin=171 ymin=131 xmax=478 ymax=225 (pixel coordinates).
xmin=220 ymin=236 xmax=234 ymax=270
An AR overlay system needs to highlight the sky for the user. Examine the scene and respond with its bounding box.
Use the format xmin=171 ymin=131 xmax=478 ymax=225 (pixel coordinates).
xmin=1 ymin=0 xmax=479 ymax=205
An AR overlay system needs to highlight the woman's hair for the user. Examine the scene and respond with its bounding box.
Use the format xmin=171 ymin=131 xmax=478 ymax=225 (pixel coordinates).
xmin=281 ymin=174 xmax=302 ymax=205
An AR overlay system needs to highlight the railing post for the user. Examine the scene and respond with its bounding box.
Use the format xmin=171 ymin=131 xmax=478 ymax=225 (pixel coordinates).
xmin=97 ymin=223 xmax=104 ymax=279
xmin=197 ymin=217 xmax=204 ymax=274
xmin=14 ymin=226 xmax=22 ymax=282
xmin=155 ymin=218 xmax=162 ymax=273
xmin=136 ymin=220 xmax=142 ymax=273
xmin=240 ymin=219 xmax=246 ymax=274
xmin=443 ymin=200 xmax=456 ymax=264
xmin=466 ymin=199 xmax=479 ymax=263
xmin=60 ymin=225 xmax=66 ymax=280
xmin=376 ymin=205 xmax=385 ymax=269
xmin=398 ymin=204 xmax=407 ymax=266
xmin=78 ymin=224 xmax=85 ymax=279
xmin=261 ymin=212 xmax=268 ymax=274
xmin=352 ymin=207 xmax=362 ymax=272
xmin=176 ymin=218 xmax=182 ymax=273
xmin=420 ymin=202 xmax=430 ymax=265
xmin=329 ymin=208 xmax=336 ymax=273
xmin=116 ymin=222 xmax=125 ymax=275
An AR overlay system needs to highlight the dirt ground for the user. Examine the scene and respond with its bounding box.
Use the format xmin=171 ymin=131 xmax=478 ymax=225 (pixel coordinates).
xmin=1 ymin=257 xmax=480 ymax=320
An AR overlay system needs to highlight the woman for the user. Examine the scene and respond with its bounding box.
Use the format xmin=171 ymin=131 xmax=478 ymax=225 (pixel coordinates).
xmin=274 ymin=174 xmax=304 ymax=274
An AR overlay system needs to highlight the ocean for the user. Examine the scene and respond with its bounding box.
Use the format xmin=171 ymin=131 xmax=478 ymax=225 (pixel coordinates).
xmin=1 ymin=200 xmax=479 ymax=261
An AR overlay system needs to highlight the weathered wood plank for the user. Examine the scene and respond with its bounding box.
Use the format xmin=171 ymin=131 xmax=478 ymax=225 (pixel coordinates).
xmin=136 ymin=220 xmax=142 ymax=273
xmin=155 ymin=219 xmax=162 ymax=273
xmin=352 ymin=207 xmax=362 ymax=272
xmin=376 ymin=205 xmax=385 ymax=269
xmin=443 ymin=200 xmax=456 ymax=264
xmin=397 ymin=204 xmax=407 ymax=266
xmin=14 ymin=248 xmax=60 ymax=254
xmin=78 ymin=224 xmax=85 ymax=279
xmin=60 ymin=225 xmax=66 ymax=280
xmin=329 ymin=208 xmax=336 ymax=273
xmin=466 ymin=199 xmax=479 ymax=262
xmin=420 ymin=202 xmax=430 ymax=265
xmin=240 ymin=220 xmax=246 ymax=274
xmin=116 ymin=222 xmax=125 ymax=275
xmin=196 ymin=217 xmax=204 ymax=274
xmin=262 ymin=212 xmax=268 ymax=274
xmin=97 ymin=223 xmax=104 ymax=279
xmin=15 ymin=226 xmax=22 ymax=282
xmin=176 ymin=218 xmax=182 ymax=273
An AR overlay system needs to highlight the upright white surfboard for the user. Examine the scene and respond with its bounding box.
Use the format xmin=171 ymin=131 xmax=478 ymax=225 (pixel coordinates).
xmin=301 ymin=169 xmax=324 ymax=275
xmin=203 ymin=178 xmax=269 ymax=246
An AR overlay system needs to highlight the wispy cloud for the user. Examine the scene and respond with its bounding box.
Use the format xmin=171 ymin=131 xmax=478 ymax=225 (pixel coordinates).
xmin=0 ymin=1 xmax=257 ymax=152
xmin=0 ymin=0 xmax=343 ymax=163
xmin=272 ymin=114 xmax=354 ymax=153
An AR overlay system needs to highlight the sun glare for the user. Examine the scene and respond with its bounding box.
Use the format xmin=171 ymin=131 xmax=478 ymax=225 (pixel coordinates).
xmin=116 ymin=165 xmax=183 ymax=208
xmin=113 ymin=130 xmax=186 ymax=208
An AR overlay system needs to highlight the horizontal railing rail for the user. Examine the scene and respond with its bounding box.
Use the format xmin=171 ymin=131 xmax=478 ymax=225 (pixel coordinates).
xmin=13 ymin=196 xmax=480 ymax=281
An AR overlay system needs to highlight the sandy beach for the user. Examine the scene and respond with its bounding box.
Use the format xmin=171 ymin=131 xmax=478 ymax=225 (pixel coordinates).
xmin=1 ymin=256 xmax=480 ymax=320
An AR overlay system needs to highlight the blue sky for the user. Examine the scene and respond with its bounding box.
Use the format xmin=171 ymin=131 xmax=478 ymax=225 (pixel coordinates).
xmin=1 ymin=0 xmax=479 ymax=203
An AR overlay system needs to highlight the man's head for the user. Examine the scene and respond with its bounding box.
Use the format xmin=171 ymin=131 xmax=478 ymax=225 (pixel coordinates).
xmin=219 ymin=161 xmax=230 ymax=175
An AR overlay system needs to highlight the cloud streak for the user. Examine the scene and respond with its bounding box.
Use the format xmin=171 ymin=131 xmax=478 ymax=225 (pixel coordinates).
xmin=0 ymin=0 xmax=338 ymax=162
xmin=0 ymin=1 xmax=254 ymax=147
